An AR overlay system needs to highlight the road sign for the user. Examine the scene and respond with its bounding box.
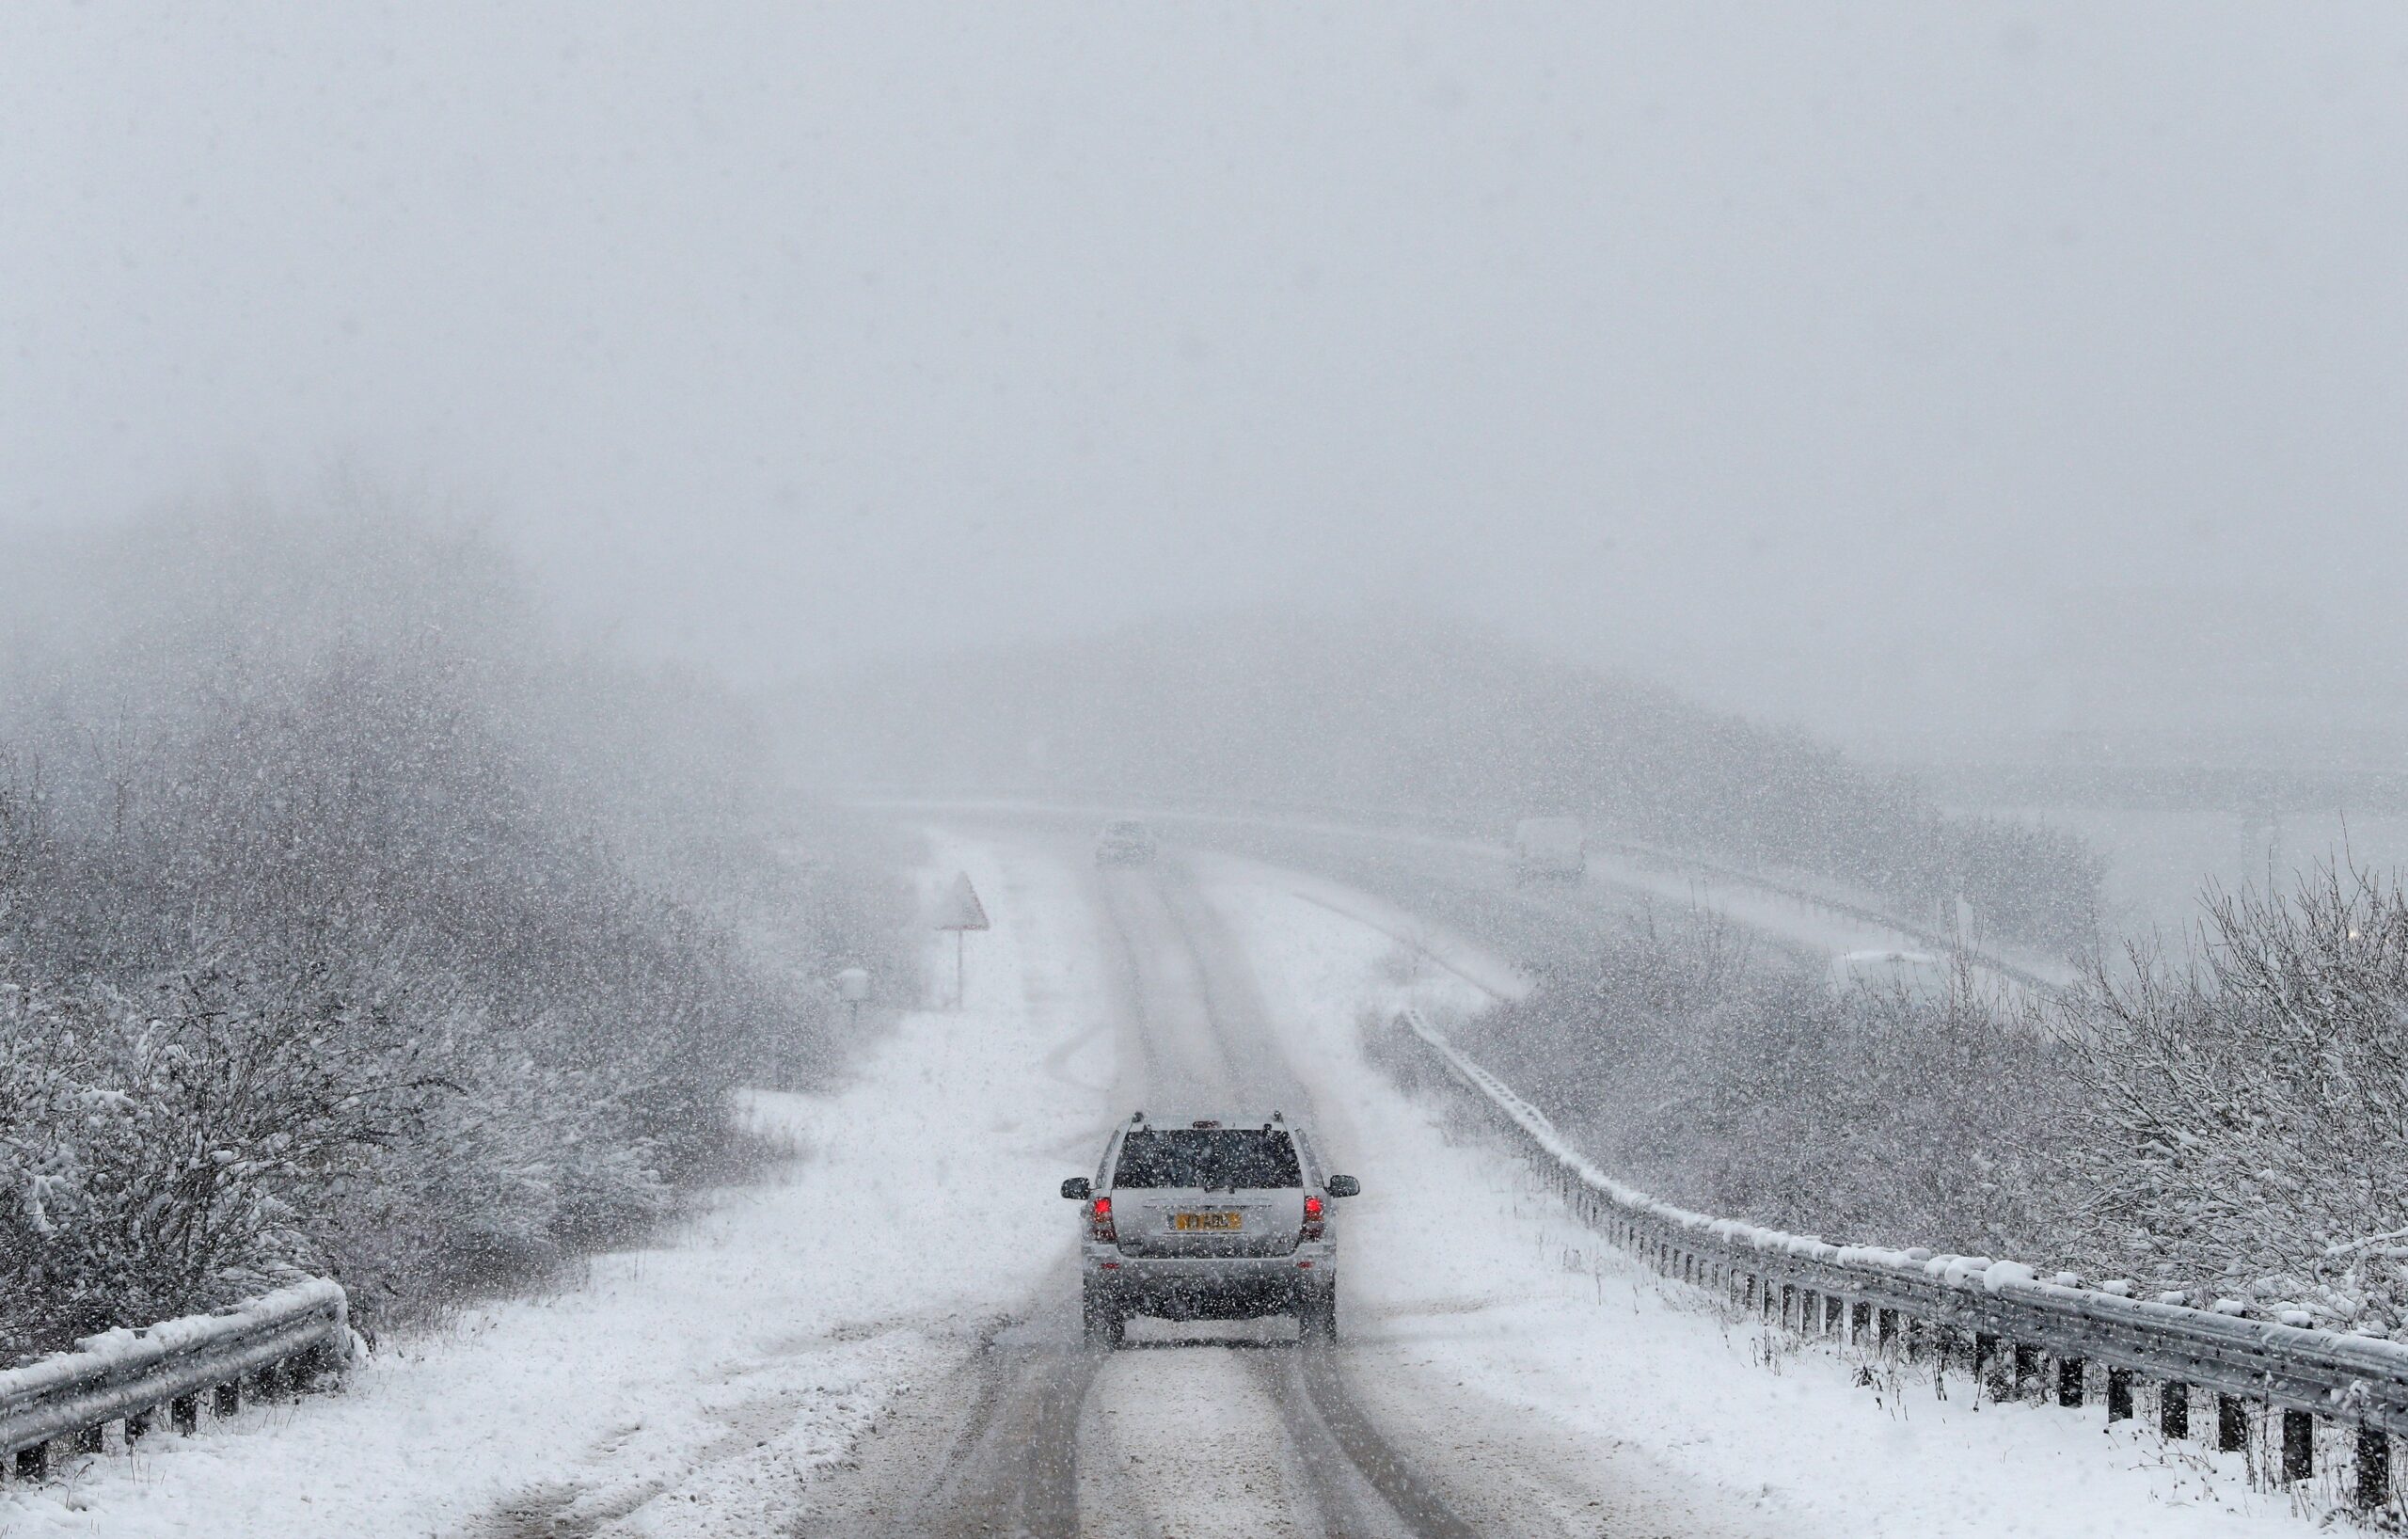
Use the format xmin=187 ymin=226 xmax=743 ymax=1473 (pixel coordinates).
xmin=932 ymin=872 xmax=990 ymax=932
xmin=931 ymin=872 xmax=989 ymax=1007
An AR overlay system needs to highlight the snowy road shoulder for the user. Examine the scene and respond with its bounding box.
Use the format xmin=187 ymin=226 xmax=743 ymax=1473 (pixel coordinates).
xmin=0 ymin=835 xmax=1114 ymax=1539
xmin=1203 ymin=864 xmax=2328 ymax=1539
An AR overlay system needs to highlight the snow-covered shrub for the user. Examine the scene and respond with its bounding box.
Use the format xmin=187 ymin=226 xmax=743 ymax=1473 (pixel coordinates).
xmin=1457 ymin=903 xmax=2065 ymax=1260
xmin=318 ymin=1034 xmax=671 ymax=1300
xmin=1444 ymin=862 xmax=2408 ymax=1334
xmin=2054 ymin=863 xmax=2408 ymax=1331
xmin=0 ymin=496 xmax=906 ymax=1360
xmin=0 ymin=959 xmax=448 ymax=1352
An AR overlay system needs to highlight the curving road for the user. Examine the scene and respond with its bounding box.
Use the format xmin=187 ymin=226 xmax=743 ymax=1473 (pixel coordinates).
xmin=828 ymin=862 xmax=1478 ymax=1539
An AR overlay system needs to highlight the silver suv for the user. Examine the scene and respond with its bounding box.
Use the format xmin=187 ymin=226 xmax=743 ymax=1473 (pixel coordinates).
xmin=1060 ymin=1112 xmax=1360 ymax=1347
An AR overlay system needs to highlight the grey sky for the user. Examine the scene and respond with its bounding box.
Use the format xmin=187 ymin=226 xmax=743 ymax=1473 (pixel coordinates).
xmin=5 ymin=4 xmax=2404 ymax=753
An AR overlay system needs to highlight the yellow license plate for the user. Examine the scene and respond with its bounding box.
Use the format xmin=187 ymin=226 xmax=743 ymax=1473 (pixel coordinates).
xmin=1170 ymin=1211 xmax=1243 ymax=1232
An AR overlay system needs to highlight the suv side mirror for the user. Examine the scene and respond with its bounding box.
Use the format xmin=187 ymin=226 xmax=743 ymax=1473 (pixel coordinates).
xmin=1060 ymin=1177 xmax=1092 ymax=1200
xmin=1325 ymin=1175 xmax=1360 ymax=1198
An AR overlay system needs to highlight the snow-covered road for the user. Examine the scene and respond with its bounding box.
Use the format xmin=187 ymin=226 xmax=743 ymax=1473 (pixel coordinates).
xmin=0 ymin=832 xmax=2337 ymax=1536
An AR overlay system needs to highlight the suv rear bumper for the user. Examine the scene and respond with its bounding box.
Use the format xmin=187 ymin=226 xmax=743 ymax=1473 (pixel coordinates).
xmin=1085 ymin=1250 xmax=1334 ymax=1321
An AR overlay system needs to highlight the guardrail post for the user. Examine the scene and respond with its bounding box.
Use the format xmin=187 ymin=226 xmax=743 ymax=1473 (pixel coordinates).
xmin=2013 ymin=1343 xmax=2038 ymax=1399
xmin=2057 ymin=1357 xmax=2085 ymax=1408
xmin=2162 ymin=1381 xmax=2190 ymax=1438
xmin=214 ymin=1380 xmax=240 ymax=1419
xmin=1972 ymin=1332 xmax=1997 ymax=1394
xmin=172 ymin=1393 xmax=199 ymax=1436
xmin=14 ymin=1441 xmax=47 ymax=1481
xmin=292 ymin=1340 xmax=331 ymax=1389
xmin=2357 ymin=1427 xmax=2390 ymax=1509
xmin=2106 ymin=1368 xmax=2133 ymax=1422
xmin=2217 ymin=1394 xmax=2248 ymax=1452
xmin=2281 ymin=1410 xmax=2314 ymax=1483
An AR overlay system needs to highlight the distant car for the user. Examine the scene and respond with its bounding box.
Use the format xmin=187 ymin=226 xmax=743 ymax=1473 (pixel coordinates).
xmin=1828 ymin=949 xmax=1953 ymax=1005
xmin=1061 ymin=1111 xmax=1360 ymax=1347
xmin=1512 ymin=817 xmax=1585 ymax=882
xmin=1094 ymin=819 xmax=1158 ymax=866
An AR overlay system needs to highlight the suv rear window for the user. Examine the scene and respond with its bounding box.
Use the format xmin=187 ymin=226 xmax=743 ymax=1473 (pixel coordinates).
xmin=1112 ymin=1128 xmax=1302 ymax=1190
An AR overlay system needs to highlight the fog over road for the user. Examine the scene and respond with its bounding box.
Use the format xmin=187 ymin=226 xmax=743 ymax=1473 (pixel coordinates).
xmin=856 ymin=798 xmax=2070 ymax=1005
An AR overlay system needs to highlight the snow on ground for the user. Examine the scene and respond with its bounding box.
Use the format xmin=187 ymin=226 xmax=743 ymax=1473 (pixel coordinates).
xmin=1204 ymin=862 xmax=2333 ymax=1539
xmin=1212 ymin=856 xmax=1534 ymax=1004
xmin=0 ymin=834 xmax=1110 ymax=1539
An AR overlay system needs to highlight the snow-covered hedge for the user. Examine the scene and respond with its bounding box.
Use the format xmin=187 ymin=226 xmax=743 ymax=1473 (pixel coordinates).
xmin=2056 ymin=865 xmax=2408 ymax=1334
xmin=1454 ymin=864 xmax=2408 ymax=1338
xmin=1453 ymin=903 xmax=2065 ymax=1265
xmin=0 ymin=498 xmax=902 ymax=1362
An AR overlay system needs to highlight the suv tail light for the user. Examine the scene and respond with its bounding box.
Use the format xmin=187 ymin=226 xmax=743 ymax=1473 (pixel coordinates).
xmin=1300 ymin=1194 xmax=1325 ymax=1243
xmin=1089 ymin=1195 xmax=1117 ymax=1244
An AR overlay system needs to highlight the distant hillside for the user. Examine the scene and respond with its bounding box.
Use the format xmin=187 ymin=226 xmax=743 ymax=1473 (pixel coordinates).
xmin=778 ymin=610 xmax=2100 ymax=953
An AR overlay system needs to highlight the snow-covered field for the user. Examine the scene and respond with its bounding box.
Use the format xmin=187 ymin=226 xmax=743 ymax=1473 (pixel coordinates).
xmin=1203 ymin=860 xmax=2337 ymax=1539
xmin=0 ymin=834 xmax=1113 ymax=1539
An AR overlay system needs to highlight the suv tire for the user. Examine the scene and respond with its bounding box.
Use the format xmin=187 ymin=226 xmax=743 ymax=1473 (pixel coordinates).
xmin=1083 ymin=1280 xmax=1125 ymax=1349
xmin=1299 ymin=1286 xmax=1338 ymax=1342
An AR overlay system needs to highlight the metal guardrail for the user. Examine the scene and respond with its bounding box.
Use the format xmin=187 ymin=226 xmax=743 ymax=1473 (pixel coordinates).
xmin=1397 ymin=1008 xmax=2404 ymax=1510
xmin=0 ymin=1277 xmax=354 ymax=1480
